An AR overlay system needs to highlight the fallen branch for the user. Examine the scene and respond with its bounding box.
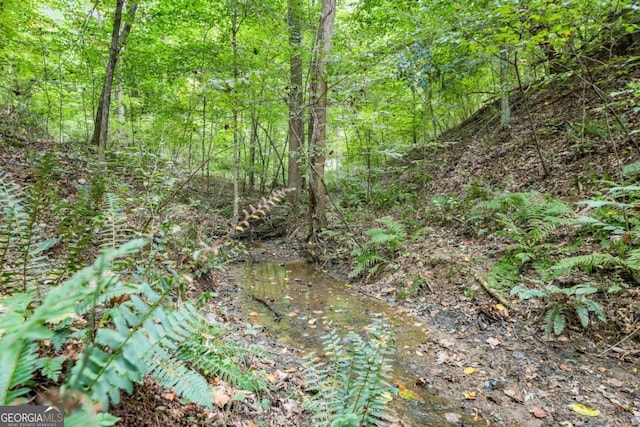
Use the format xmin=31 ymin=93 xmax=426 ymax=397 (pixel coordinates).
xmin=249 ymin=294 xmax=282 ymax=322
xmin=471 ymin=271 xmax=518 ymax=313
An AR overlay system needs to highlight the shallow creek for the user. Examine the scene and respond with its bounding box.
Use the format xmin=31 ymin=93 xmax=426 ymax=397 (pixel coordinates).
xmin=234 ymin=260 xmax=480 ymax=426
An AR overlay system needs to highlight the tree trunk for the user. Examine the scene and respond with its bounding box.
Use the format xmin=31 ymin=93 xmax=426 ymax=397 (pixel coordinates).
xmin=91 ymin=0 xmax=138 ymax=162
xmin=287 ymin=0 xmax=304 ymax=211
xmin=308 ymin=0 xmax=336 ymax=234
xmin=231 ymin=1 xmax=240 ymax=226
xmin=500 ymin=45 xmax=511 ymax=127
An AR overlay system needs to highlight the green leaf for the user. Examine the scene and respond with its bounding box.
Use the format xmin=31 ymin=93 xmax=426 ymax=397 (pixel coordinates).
xmin=575 ymin=305 xmax=590 ymax=328
xmin=553 ymin=312 xmax=566 ymax=336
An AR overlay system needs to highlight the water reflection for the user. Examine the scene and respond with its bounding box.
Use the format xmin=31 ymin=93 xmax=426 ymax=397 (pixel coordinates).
xmin=236 ymin=261 xmax=480 ymax=427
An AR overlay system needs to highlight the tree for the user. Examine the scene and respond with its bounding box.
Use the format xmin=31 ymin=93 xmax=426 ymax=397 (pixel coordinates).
xmin=308 ymin=0 xmax=336 ymax=234
xmin=287 ymin=0 xmax=304 ymax=210
xmin=91 ymin=0 xmax=138 ymax=162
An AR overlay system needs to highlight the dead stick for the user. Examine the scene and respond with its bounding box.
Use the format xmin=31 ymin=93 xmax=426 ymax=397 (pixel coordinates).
xmin=471 ymin=271 xmax=518 ymax=313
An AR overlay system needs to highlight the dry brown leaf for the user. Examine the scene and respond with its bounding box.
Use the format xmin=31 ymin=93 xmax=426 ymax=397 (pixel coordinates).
xmin=606 ymin=377 xmax=624 ymax=388
xmin=531 ymin=407 xmax=547 ymax=418
xmin=504 ymin=388 xmax=524 ymax=403
xmin=212 ymin=387 xmax=230 ymax=408
xmin=486 ymin=337 xmax=504 ymax=348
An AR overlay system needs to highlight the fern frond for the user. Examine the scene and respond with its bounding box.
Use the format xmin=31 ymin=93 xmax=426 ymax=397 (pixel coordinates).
xmin=0 ymin=341 xmax=39 ymax=404
xmin=552 ymin=253 xmax=625 ymax=275
xmin=98 ymin=193 xmax=132 ymax=250
xmin=303 ymin=315 xmax=395 ymax=426
xmin=148 ymin=352 xmax=211 ymax=407
xmin=177 ymin=334 xmax=266 ymax=392
xmin=0 ymin=170 xmax=55 ymax=292
xmin=70 ymin=287 xmax=211 ymax=410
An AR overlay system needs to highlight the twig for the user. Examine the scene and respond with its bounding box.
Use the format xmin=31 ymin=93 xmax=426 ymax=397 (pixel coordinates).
xmin=598 ymin=324 xmax=640 ymax=357
xmin=249 ymin=294 xmax=282 ymax=321
xmin=471 ymin=271 xmax=518 ymax=313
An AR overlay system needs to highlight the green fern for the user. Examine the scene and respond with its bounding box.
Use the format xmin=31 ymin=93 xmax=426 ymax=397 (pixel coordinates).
xmin=69 ymin=277 xmax=212 ymax=410
xmin=98 ymin=193 xmax=132 ymax=250
xmin=0 ymin=170 xmax=57 ymax=293
xmin=177 ymin=330 xmax=266 ymax=392
xmin=0 ymin=341 xmax=39 ymax=404
xmin=303 ymin=314 xmax=395 ymax=426
xmin=350 ymin=217 xmax=406 ymax=279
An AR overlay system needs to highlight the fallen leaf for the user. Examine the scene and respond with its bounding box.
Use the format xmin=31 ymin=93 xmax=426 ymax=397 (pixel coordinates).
xmin=399 ymin=388 xmax=418 ymax=400
xmin=486 ymin=337 xmax=503 ymax=348
xmin=496 ymin=303 xmax=506 ymax=311
xmin=444 ymin=413 xmax=462 ymax=423
xmin=463 ymin=390 xmax=477 ymax=400
xmin=605 ymin=378 xmax=624 ymax=388
xmin=463 ymin=367 xmax=476 ymax=375
xmin=568 ymin=403 xmax=600 ymax=417
xmin=559 ymin=363 xmax=572 ymax=372
xmin=266 ymin=373 xmax=278 ymax=384
xmin=163 ymin=392 xmax=176 ymax=401
xmin=504 ymin=388 xmax=524 ymax=403
xmin=436 ymin=351 xmax=448 ymax=365
xmin=212 ymin=387 xmax=230 ymax=408
xmin=531 ymin=407 xmax=547 ymax=418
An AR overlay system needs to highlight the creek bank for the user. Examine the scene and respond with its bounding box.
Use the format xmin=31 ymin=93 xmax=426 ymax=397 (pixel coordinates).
xmin=232 ymin=236 xmax=640 ymax=426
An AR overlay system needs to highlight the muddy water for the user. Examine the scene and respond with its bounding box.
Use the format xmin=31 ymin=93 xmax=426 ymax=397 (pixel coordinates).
xmin=236 ymin=260 xmax=479 ymax=426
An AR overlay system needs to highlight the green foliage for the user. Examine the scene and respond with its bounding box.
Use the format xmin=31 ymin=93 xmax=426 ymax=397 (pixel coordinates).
xmin=0 ymin=169 xmax=266 ymax=425
xmin=0 ymin=169 xmax=57 ymax=294
xmin=511 ymin=282 xmax=606 ymax=337
xmin=470 ymin=191 xmax=574 ymax=289
xmin=349 ymin=217 xmax=406 ymax=279
xmin=302 ymin=315 xmax=395 ymax=426
xmin=177 ymin=327 xmax=266 ymax=392
xmin=550 ymin=169 xmax=640 ymax=285
xmin=424 ymin=195 xmax=466 ymax=225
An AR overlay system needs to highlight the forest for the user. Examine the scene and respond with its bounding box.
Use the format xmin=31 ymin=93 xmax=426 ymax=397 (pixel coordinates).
xmin=1 ymin=0 xmax=640 ymax=425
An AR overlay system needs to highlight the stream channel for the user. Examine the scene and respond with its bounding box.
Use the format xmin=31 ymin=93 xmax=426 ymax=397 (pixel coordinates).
xmin=234 ymin=260 xmax=481 ymax=426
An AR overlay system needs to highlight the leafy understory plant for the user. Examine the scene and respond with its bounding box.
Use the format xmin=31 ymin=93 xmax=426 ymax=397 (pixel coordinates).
xmin=511 ymin=281 xmax=606 ymax=337
xmin=0 ymin=171 xmax=269 ymax=426
xmin=302 ymin=314 xmax=395 ymax=427
xmin=349 ymin=217 xmax=407 ymax=279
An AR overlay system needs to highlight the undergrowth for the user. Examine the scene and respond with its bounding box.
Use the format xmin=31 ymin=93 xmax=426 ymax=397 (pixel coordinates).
xmin=0 ymin=151 xmax=278 ymax=425
xmin=302 ymin=314 xmax=395 ymax=426
xmin=466 ymin=166 xmax=640 ymax=336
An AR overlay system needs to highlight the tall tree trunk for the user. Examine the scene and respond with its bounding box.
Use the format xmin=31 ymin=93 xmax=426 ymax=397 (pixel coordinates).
xmin=248 ymin=111 xmax=258 ymax=193
xmin=308 ymin=0 xmax=336 ymax=234
xmin=91 ymin=0 xmax=138 ymax=162
xmin=500 ymin=45 xmax=511 ymax=127
xmin=287 ymin=0 xmax=304 ymax=211
xmin=231 ymin=1 xmax=240 ymax=226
